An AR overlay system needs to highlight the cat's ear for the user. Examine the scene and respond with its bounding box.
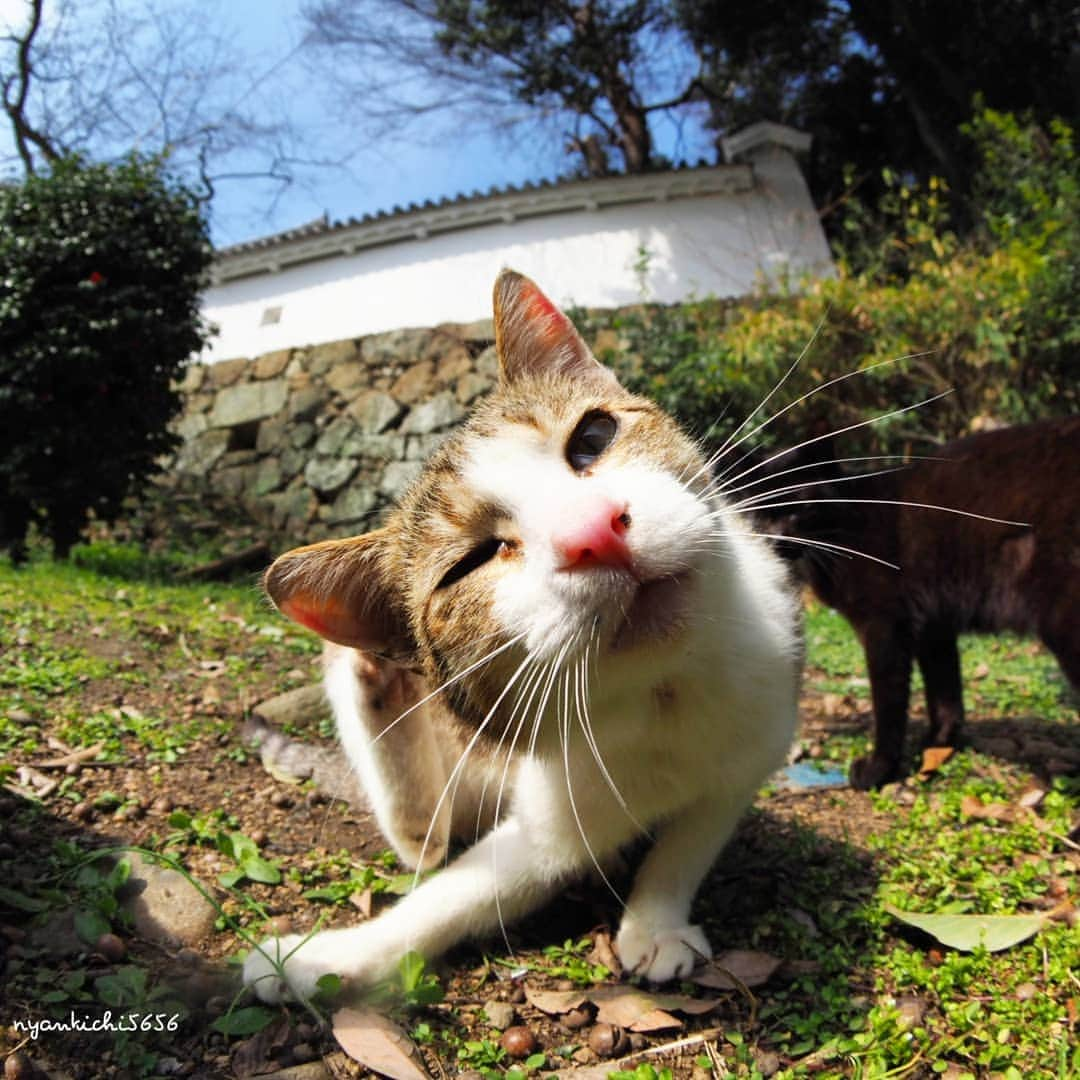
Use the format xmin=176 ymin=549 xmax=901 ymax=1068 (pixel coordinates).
xmin=493 ymin=269 xmax=619 ymax=390
xmin=263 ymin=530 xmax=414 ymax=658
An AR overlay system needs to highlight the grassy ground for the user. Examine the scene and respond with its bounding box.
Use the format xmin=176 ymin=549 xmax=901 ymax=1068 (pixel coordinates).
xmin=0 ymin=549 xmax=1077 ymax=1079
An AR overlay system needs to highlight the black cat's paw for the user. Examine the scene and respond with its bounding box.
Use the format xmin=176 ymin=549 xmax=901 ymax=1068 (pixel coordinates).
xmin=849 ymin=753 xmax=900 ymax=790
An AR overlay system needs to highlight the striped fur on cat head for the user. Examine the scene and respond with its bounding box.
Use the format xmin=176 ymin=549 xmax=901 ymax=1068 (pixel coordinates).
xmin=264 ymin=270 xmax=715 ymax=742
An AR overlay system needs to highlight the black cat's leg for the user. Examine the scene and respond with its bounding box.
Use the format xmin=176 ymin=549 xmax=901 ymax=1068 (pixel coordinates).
xmin=916 ymin=626 xmax=965 ymax=747
xmin=850 ymin=620 xmax=913 ymax=789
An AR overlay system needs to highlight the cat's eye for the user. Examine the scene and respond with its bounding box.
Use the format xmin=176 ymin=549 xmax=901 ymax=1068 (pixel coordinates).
xmin=567 ymin=411 xmax=617 ymax=472
xmin=436 ymin=537 xmax=504 ymax=590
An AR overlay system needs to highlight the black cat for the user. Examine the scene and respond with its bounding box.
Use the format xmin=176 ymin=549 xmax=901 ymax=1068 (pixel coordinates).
xmin=754 ymin=417 xmax=1080 ymax=788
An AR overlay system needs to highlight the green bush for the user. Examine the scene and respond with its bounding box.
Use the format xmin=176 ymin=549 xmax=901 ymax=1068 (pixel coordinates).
xmin=582 ymin=110 xmax=1077 ymax=459
xmin=0 ymin=156 xmax=212 ymax=559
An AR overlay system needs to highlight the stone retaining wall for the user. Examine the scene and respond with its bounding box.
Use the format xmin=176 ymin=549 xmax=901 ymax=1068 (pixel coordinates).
xmin=169 ymin=318 xmax=505 ymax=541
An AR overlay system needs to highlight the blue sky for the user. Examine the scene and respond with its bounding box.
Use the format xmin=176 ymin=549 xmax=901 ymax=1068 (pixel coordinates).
xmin=0 ymin=0 xmax=714 ymax=247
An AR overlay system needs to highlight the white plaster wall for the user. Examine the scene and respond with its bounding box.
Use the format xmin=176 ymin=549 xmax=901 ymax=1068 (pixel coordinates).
xmin=200 ymin=152 xmax=832 ymax=363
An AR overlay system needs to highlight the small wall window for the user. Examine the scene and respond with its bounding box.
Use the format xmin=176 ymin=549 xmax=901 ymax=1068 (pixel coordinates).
xmin=260 ymin=305 xmax=283 ymax=326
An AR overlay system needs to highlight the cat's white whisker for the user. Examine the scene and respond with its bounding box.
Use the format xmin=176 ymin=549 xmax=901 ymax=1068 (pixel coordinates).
xmin=731 ymin=497 xmax=1028 ymax=529
xmin=684 ymin=310 xmax=831 ymax=488
xmin=370 ymin=631 xmax=527 ymax=746
xmin=406 ymin=647 xmax=537 ymax=900
xmin=700 ymin=388 xmax=954 ymax=502
xmin=701 ymin=527 xmax=901 ymax=570
xmin=558 ymin=653 xmax=625 ymax=907
xmin=705 ymin=352 xmax=932 ymax=490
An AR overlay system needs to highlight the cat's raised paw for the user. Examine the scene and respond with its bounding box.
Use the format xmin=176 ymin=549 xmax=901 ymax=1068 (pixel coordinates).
xmin=615 ymin=920 xmax=712 ymax=982
xmin=242 ymin=933 xmax=336 ymax=1004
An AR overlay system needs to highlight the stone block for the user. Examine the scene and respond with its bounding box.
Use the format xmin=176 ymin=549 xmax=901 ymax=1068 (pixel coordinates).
xmin=256 ymin=414 xmax=289 ymax=453
xmin=308 ymin=339 xmax=359 ymax=376
xmin=253 ymin=457 xmax=284 ymax=496
xmin=304 ymin=456 xmax=358 ymax=494
xmin=347 ymin=390 xmax=403 ymax=434
xmin=326 ymin=484 xmax=378 ymax=525
xmin=456 ymin=371 xmax=493 ymax=405
xmin=270 ymin=485 xmax=318 ymax=530
xmin=379 ymin=460 xmax=422 ymax=499
xmin=279 ymin=445 xmax=308 ymax=478
xmin=215 ymin=464 xmax=257 ymax=497
xmin=209 ymin=379 xmax=288 ymax=427
xmin=390 ymin=360 xmax=436 ymax=404
xmin=364 ymin=327 xmax=426 ymax=368
xmin=460 ymin=317 xmax=495 ymax=341
xmin=289 ymin=421 xmax=316 ymax=448
xmin=400 ymin=391 xmax=465 ymax=434
xmin=314 ymin=416 xmax=359 ymax=456
xmin=435 ymin=346 xmax=473 ymax=384
xmin=341 ymin=433 xmax=406 ymax=462
xmin=177 ymin=363 xmax=206 ymax=393
xmin=173 ymin=429 xmax=230 ymax=476
xmin=325 ymin=362 xmax=370 ymax=396
xmin=172 ymin=412 xmax=208 ymax=441
xmin=288 ymin=385 xmax=326 ymax=422
xmin=404 ymin=432 xmax=448 ymax=461
xmin=475 ymin=344 xmax=500 ymax=378
xmin=253 ymin=348 xmax=292 ymax=380
xmin=206 ymin=357 xmax=250 ymax=388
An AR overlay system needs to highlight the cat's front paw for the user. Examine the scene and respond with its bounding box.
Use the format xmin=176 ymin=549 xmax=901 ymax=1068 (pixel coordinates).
xmin=243 ymin=933 xmax=326 ymax=1004
xmin=615 ymin=918 xmax=711 ymax=982
xmin=849 ymin=752 xmax=900 ymax=790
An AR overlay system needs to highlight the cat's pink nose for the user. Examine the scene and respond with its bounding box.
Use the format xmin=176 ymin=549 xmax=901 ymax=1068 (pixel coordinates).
xmin=553 ymin=501 xmax=633 ymax=571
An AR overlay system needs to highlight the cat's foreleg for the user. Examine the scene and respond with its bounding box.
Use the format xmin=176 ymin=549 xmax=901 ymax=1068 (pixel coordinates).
xmin=243 ymin=814 xmax=574 ymax=1003
xmin=325 ymin=647 xmax=455 ymax=870
xmin=615 ymin=794 xmax=744 ymax=982
xmin=916 ymin=624 xmax=964 ymax=748
xmin=850 ymin=620 xmax=913 ymax=789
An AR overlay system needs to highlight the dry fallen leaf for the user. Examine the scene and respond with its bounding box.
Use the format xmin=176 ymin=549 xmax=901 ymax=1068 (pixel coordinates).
xmin=526 ymin=984 xmax=716 ymax=1033
xmin=588 ymin=928 xmax=622 ymax=978
xmin=524 ymin=987 xmax=588 ymax=1016
xmin=332 ymin=1006 xmax=430 ymax=1080
xmin=917 ymin=745 xmax=954 ymax=778
xmin=692 ymin=949 xmax=783 ymax=991
xmin=959 ymin=794 xmax=1014 ymax=821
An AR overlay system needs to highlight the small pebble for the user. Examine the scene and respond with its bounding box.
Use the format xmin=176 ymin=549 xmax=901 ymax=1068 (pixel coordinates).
xmin=269 ymin=791 xmax=292 ymax=809
xmin=560 ymin=1005 xmax=593 ymax=1030
xmin=485 ymin=1001 xmax=515 ymax=1031
xmin=500 ymin=1026 xmax=538 ymax=1059
xmin=507 ymin=982 xmax=526 ymax=1004
xmin=250 ymin=830 xmax=268 ymax=847
xmin=73 ymin=802 xmax=94 ymax=822
xmin=553 ymin=978 xmax=575 ymax=991
xmin=152 ymin=796 xmax=174 ymax=815
xmin=205 ymin=995 xmax=230 ymax=1016
xmin=1015 ymin=982 xmax=1038 ymax=1001
xmin=754 ymin=1050 xmax=781 ymax=1077
xmin=627 ymin=1033 xmax=647 ymax=1052
xmin=588 ymin=1023 xmax=629 ymax=1059
xmin=266 ymin=915 xmax=293 ymax=936
xmin=96 ymin=932 xmax=127 ymax=962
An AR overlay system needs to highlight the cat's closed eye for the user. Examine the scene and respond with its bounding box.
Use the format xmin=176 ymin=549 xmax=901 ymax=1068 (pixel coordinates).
xmin=567 ymin=411 xmax=617 ymax=472
xmin=436 ymin=537 xmax=505 ymax=589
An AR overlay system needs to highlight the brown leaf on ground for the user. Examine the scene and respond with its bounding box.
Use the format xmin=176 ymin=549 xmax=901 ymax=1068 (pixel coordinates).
xmin=959 ymin=794 xmax=1014 ymax=821
xmin=588 ymin=928 xmax=622 ymax=977
xmin=917 ymin=746 xmax=954 ymax=778
xmin=331 ymin=1007 xmax=430 ymax=1080
xmin=691 ymin=949 xmax=783 ymax=990
xmin=230 ymin=1015 xmax=292 ymax=1078
xmin=524 ymin=986 xmax=589 ymax=1016
xmin=525 ymin=984 xmax=716 ymax=1033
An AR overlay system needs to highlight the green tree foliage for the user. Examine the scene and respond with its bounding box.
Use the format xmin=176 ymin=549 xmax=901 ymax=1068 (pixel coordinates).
xmin=582 ymin=111 xmax=1078 ymax=455
xmin=0 ymin=155 xmax=212 ymax=559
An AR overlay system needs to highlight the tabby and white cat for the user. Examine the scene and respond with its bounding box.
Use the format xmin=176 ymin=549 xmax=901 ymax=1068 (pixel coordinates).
xmin=243 ymin=270 xmax=803 ymax=1003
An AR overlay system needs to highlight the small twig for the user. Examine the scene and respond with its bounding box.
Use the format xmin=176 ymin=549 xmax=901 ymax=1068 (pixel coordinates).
xmin=35 ymin=742 xmax=105 ymax=769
